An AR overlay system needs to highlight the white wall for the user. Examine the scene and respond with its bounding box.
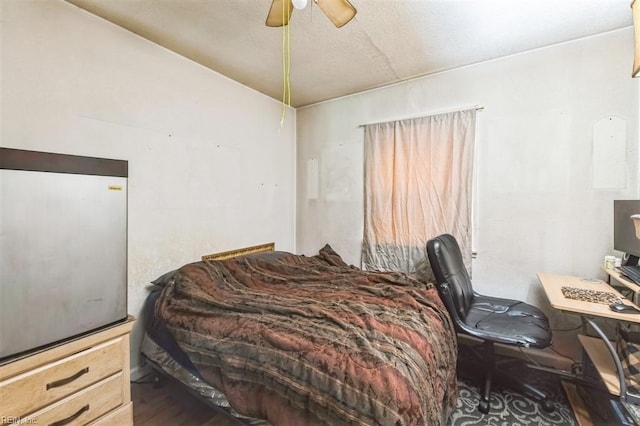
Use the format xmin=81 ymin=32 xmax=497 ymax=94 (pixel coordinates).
xmin=1 ymin=0 xmax=296 ymax=369
xmin=296 ymin=29 xmax=639 ymax=352
xmin=3 ymin=0 xmax=639 ymax=370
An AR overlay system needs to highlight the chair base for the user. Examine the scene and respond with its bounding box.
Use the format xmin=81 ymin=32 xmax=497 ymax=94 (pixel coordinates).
xmin=458 ymin=341 xmax=555 ymax=414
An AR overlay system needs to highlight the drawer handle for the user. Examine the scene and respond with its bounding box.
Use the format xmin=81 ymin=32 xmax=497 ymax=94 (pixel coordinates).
xmin=46 ymin=367 xmax=89 ymax=390
xmin=48 ymin=404 xmax=89 ymax=426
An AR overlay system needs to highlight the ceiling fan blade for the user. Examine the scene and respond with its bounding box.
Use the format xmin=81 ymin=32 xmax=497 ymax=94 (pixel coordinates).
xmin=314 ymin=0 xmax=356 ymax=28
xmin=266 ymin=0 xmax=294 ymax=27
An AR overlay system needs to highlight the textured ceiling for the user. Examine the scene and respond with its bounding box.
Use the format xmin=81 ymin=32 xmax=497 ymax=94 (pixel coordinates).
xmin=65 ymin=0 xmax=633 ymax=108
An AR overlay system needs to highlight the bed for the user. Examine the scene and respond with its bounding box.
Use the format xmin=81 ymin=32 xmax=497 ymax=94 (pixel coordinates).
xmin=141 ymin=243 xmax=458 ymax=425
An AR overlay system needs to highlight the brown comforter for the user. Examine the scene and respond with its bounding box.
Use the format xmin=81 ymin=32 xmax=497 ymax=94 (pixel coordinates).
xmin=155 ymin=245 xmax=457 ymax=425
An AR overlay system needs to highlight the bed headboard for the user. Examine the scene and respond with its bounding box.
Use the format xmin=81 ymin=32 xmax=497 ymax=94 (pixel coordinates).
xmin=201 ymin=242 xmax=275 ymax=261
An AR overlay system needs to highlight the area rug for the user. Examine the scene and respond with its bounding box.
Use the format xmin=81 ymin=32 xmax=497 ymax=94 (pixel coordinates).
xmin=448 ymin=348 xmax=577 ymax=425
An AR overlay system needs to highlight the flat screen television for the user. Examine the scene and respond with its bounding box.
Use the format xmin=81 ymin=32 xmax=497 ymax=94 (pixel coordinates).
xmin=614 ymin=199 xmax=640 ymax=267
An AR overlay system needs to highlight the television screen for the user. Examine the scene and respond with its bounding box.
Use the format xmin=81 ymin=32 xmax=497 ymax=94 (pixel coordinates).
xmin=614 ymin=200 xmax=640 ymax=264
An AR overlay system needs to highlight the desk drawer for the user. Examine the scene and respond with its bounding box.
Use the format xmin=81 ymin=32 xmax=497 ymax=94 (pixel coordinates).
xmin=0 ymin=336 xmax=124 ymax=417
xmin=12 ymin=372 xmax=124 ymax=426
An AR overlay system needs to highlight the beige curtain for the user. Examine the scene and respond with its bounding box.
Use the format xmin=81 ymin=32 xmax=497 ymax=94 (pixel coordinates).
xmin=362 ymin=109 xmax=476 ymax=276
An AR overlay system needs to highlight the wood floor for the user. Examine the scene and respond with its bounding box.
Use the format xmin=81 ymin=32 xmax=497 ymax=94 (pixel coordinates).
xmin=132 ymin=375 xmax=241 ymax=426
xmin=132 ymin=369 xmax=581 ymax=426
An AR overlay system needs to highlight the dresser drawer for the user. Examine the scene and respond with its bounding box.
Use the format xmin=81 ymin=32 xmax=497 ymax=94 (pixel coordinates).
xmin=13 ymin=372 xmax=125 ymax=426
xmin=0 ymin=336 xmax=125 ymax=417
xmin=88 ymin=401 xmax=132 ymax=426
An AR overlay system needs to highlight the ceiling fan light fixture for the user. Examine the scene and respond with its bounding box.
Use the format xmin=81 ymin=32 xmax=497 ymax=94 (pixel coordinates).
xmin=266 ymin=0 xmax=356 ymax=28
xmin=292 ymin=0 xmax=308 ymax=10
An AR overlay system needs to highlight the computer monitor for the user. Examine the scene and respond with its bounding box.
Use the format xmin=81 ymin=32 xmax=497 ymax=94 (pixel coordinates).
xmin=614 ymin=200 xmax=640 ymax=266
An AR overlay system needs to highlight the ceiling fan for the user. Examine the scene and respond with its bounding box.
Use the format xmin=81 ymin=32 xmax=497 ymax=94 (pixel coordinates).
xmin=266 ymin=0 xmax=357 ymax=28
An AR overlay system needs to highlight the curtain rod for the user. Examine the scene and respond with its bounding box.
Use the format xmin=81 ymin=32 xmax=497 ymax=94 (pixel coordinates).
xmin=358 ymin=105 xmax=484 ymax=128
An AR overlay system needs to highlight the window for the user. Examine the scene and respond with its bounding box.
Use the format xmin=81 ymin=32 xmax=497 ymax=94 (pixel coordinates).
xmin=362 ymin=109 xmax=477 ymax=275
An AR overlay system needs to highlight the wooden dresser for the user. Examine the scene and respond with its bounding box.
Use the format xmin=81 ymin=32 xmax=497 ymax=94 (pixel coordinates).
xmin=0 ymin=318 xmax=134 ymax=426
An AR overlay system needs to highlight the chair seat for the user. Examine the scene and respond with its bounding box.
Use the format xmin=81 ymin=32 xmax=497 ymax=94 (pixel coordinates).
xmin=462 ymin=295 xmax=552 ymax=348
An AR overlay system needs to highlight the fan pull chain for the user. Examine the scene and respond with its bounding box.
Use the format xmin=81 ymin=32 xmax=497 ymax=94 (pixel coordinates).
xmin=280 ymin=0 xmax=292 ymax=126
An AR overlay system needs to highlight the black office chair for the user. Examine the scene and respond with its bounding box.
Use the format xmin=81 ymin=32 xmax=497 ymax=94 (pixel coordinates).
xmin=426 ymin=233 xmax=554 ymax=414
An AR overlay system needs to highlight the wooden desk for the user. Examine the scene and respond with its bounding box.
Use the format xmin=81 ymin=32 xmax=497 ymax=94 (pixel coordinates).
xmin=537 ymin=272 xmax=640 ymax=413
xmin=537 ymin=272 xmax=640 ymax=323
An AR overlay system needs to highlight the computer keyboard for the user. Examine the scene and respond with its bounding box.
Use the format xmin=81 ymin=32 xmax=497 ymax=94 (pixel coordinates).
xmin=619 ymin=265 xmax=640 ymax=284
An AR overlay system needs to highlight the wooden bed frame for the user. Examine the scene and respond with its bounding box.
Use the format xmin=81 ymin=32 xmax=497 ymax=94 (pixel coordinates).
xmin=201 ymin=242 xmax=275 ymax=261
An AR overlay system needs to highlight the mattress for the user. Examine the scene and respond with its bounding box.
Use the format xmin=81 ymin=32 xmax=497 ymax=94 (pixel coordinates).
xmin=142 ymin=290 xmax=267 ymax=423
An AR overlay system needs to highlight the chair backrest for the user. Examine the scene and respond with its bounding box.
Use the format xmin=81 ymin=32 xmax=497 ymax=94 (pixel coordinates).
xmin=426 ymin=234 xmax=474 ymax=320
